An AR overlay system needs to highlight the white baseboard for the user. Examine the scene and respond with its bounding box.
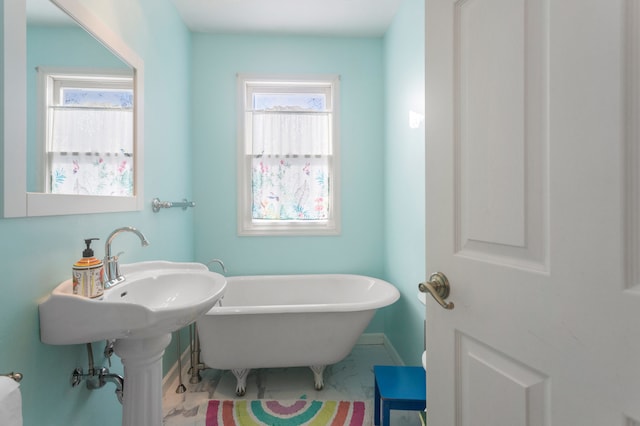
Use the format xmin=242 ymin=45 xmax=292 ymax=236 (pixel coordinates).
xmin=162 ymin=344 xmax=191 ymax=396
xmin=381 ymin=333 xmax=405 ymax=365
xmin=357 ymin=333 xmax=405 ymax=365
xmin=356 ymin=332 xmax=385 ymax=345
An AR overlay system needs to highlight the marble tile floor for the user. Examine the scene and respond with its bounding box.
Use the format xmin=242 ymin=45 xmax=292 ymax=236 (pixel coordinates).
xmin=162 ymin=344 xmax=424 ymax=426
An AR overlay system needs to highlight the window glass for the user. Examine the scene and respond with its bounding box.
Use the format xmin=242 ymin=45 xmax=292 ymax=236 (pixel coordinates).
xmin=62 ymin=87 xmax=133 ymax=108
xmin=253 ymin=93 xmax=326 ymax=111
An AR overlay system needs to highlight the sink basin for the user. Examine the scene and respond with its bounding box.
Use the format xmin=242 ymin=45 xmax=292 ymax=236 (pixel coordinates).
xmin=39 ymin=261 xmax=227 ymax=345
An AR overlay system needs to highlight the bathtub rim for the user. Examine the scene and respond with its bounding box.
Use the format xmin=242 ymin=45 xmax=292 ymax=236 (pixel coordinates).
xmin=204 ymin=273 xmax=400 ymax=315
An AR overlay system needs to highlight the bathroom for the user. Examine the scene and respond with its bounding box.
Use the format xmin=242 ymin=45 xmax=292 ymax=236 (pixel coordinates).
xmin=0 ymin=0 xmax=425 ymax=424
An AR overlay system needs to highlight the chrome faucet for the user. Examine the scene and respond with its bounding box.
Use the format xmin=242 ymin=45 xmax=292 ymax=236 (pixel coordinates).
xmin=103 ymin=226 xmax=149 ymax=289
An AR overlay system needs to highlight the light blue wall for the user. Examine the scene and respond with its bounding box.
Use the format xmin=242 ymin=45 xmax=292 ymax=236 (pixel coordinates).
xmin=383 ymin=0 xmax=426 ymax=366
xmin=190 ymin=34 xmax=389 ymax=332
xmin=0 ymin=0 xmax=192 ymax=425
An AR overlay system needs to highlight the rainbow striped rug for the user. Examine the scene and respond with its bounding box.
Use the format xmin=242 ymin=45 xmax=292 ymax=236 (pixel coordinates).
xmin=205 ymin=399 xmax=370 ymax=426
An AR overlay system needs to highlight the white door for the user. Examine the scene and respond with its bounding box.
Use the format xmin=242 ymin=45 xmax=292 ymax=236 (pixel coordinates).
xmin=424 ymin=0 xmax=640 ymax=425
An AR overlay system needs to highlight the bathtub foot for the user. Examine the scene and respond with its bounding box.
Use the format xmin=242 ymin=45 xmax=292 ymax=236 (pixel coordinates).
xmin=231 ymin=368 xmax=250 ymax=396
xmin=309 ymin=365 xmax=326 ymax=390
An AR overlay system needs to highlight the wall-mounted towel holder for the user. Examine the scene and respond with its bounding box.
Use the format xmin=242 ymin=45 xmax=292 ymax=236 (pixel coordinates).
xmin=152 ymin=198 xmax=196 ymax=213
xmin=2 ymin=372 xmax=22 ymax=382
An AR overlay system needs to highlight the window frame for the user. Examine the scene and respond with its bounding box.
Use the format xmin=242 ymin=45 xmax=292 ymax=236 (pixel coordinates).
xmin=37 ymin=67 xmax=134 ymax=194
xmin=237 ymin=74 xmax=341 ymax=236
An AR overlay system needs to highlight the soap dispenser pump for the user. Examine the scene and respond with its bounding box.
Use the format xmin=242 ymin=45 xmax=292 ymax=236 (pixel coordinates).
xmin=72 ymin=238 xmax=104 ymax=298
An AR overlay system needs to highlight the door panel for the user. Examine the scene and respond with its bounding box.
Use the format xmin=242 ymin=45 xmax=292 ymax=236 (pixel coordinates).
xmin=425 ymin=0 xmax=640 ymax=424
xmin=626 ymin=0 xmax=640 ymax=292
xmin=455 ymin=0 xmax=548 ymax=271
xmin=458 ymin=333 xmax=548 ymax=426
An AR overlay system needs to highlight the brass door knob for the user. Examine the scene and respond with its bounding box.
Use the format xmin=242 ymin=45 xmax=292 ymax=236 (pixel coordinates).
xmin=419 ymin=272 xmax=454 ymax=310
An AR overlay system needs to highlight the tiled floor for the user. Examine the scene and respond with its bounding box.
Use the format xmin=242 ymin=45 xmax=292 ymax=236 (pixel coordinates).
xmin=162 ymin=344 xmax=424 ymax=425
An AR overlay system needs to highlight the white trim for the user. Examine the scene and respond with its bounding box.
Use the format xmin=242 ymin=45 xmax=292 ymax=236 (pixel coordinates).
xmin=236 ymin=73 xmax=341 ymax=236
xmin=162 ymin=344 xmax=191 ymax=397
xmin=3 ymin=0 xmax=27 ymax=217
xmin=625 ymin=0 xmax=640 ymax=290
xmin=357 ymin=333 xmax=405 ymax=366
xmin=356 ymin=332 xmax=386 ymax=345
xmin=381 ymin=333 xmax=405 ymax=366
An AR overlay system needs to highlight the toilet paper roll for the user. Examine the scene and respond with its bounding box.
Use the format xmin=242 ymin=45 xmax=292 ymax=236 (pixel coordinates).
xmin=0 ymin=376 xmax=23 ymax=426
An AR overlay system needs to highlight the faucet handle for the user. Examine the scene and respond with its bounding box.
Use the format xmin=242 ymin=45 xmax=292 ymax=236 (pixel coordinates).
xmin=113 ymin=252 xmax=124 ymax=278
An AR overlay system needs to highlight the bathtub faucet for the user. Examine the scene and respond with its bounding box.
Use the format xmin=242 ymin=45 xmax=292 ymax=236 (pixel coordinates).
xmin=104 ymin=226 xmax=150 ymax=289
xmin=206 ymin=258 xmax=227 ymax=274
xmin=189 ymin=258 xmax=227 ymax=385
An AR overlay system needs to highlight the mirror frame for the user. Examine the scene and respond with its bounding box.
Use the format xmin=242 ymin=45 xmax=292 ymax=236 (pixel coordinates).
xmin=3 ymin=0 xmax=144 ymax=217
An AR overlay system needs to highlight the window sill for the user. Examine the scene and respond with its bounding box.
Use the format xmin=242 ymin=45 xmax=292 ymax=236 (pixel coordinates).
xmin=238 ymin=219 xmax=340 ymax=236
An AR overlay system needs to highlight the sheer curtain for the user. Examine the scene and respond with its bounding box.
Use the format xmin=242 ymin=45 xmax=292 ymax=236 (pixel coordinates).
xmin=48 ymin=108 xmax=134 ymax=196
xmin=50 ymin=108 xmax=133 ymax=153
xmin=250 ymin=111 xmax=332 ymax=220
xmin=251 ymin=111 xmax=330 ymax=156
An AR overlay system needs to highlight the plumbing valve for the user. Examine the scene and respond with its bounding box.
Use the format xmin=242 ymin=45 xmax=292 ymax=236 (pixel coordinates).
xmin=70 ymin=366 xmax=124 ymax=404
xmin=104 ymin=339 xmax=115 ymax=367
xmin=71 ymin=368 xmax=83 ymax=387
xmin=71 ymin=342 xmax=125 ymax=404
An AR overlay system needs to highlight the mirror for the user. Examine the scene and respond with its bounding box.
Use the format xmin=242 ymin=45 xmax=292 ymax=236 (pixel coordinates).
xmin=27 ymin=1 xmax=134 ymax=196
xmin=3 ymin=0 xmax=144 ymax=217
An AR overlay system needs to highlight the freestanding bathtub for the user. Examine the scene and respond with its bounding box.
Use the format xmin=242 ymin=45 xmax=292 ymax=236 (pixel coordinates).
xmin=196 ymin=274 xmax=400 ymax=395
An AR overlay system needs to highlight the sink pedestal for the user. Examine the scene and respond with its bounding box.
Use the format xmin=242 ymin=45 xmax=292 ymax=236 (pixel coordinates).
xmin=115 ymin=333 xmax=172 ymax=426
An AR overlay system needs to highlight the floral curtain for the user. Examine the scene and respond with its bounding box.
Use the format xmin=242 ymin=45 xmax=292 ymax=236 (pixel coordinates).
xmin=252 ymin=156 xmax=329 ymax=220
xmin=49 ymin=152 xmax=133 ymax=196
xmin=48 ymin=108 xmax=133 ymax=196
xmin=250 ymin=111 xmax=331 ymax=220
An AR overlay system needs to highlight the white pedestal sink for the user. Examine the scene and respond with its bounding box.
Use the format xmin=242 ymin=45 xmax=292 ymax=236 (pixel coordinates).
xmin=39 ymin=261 xmax=227 ymax=426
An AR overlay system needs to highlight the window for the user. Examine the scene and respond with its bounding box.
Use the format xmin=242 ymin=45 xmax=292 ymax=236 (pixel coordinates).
xmin=237 ymin=74 xmax=341 ymax=236
xmin=39 ymin=68 xmax=134 ymax=196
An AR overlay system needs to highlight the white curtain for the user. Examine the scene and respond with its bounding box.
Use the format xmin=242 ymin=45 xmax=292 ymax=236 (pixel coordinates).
xmin=251 ymin=111 xmax=331 ymax=156
xmin=50 ymin=108 xmax=133 ymax=154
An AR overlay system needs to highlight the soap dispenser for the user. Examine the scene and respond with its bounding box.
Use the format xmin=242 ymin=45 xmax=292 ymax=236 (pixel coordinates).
xmin=72 ymin=238 xmax=104 ymax=298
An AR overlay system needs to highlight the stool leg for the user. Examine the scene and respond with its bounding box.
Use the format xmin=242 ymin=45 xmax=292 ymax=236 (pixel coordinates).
xmin=374 ymin=379 xmax=381 ymax=425
xmin=382 ymin=400 xmax=391 ymax=426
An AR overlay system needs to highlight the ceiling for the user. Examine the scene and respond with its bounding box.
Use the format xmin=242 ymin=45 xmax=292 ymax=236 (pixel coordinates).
xmin=169 ymin=0 xmax=404 ymax=37
xmin=26 ymin=0 xmax=403 ymax=37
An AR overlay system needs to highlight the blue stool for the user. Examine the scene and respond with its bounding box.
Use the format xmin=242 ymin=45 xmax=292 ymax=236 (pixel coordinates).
xmin=373 ymin=365 xmax=426 ymax=426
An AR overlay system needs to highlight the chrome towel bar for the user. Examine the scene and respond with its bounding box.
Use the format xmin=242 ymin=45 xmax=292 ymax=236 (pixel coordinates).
xmin=152 ymin=198 xmax=196 ymax=213
xmin=2 ymin=372 xmax=22 ymax=382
